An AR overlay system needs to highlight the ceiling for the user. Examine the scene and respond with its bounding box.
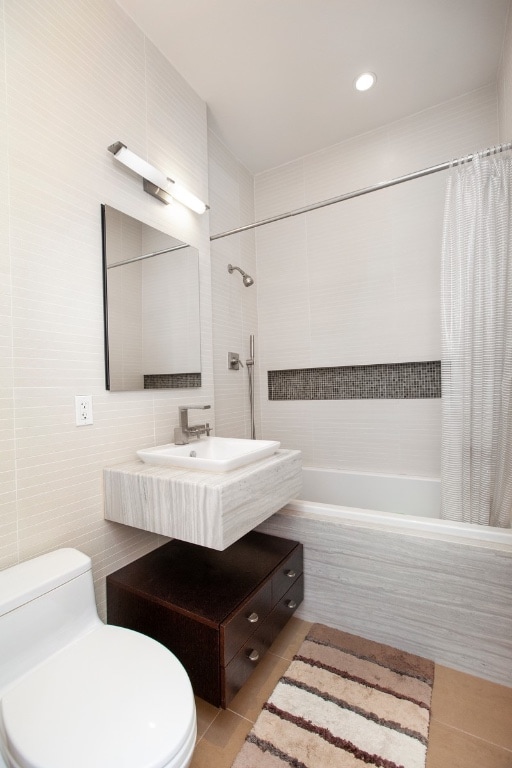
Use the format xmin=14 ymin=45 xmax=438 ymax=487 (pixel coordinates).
xmin=116 ymin=0 xmax=511 ymax=174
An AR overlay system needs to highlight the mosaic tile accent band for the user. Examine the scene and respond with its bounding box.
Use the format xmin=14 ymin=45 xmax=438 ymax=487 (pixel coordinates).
xmin=268 ymin=361 xmax=441 ymax=400
xmin=144 ymin=372 xmax=201 ymax=389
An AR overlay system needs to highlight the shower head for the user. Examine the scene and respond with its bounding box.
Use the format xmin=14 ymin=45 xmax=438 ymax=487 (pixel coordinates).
xmin=227 ymin=263 xmax=254 ymax=287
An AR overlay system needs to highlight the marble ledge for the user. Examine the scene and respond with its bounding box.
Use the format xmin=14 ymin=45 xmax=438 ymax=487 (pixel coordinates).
xmin=103 ymin=449 xmax=302 ymax=551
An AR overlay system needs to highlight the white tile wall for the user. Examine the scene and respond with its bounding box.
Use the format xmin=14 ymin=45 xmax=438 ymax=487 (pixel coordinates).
xmin=208 ymin=130 xmax=259 ymax=439
xmin=254 ymin=87 xmax=499 ymax=477
xmin=255 ymin=217 xmax=311 ymax=371
xmin=0 ymin=0 xmax=17 ymax=570
xmin=0 ymin=0 xmax=212 ymax=617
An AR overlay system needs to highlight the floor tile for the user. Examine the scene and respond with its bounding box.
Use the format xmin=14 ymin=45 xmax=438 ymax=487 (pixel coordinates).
xmin=190 ymin=709 xmax=252 ymax=768
xmin=267 ymin=616 xmax=312 ymax=660
xmin=194 ymin=696 xmax=220 ymax=741
xmin=426 ymin=720 xmax=512 ymax=768
xmin=227 ymin=650 xmax=291 ymax=721
xmin=431 ymin=665 xmax=512 ymax=750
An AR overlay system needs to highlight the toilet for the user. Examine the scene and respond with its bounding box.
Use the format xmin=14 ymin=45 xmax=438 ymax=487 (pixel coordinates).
xmin=0 ymin=548 xmax=197 ymax=768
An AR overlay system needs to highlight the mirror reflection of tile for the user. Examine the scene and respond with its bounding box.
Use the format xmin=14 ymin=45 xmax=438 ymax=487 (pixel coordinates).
xmin=144 ymin=373 xmax=201 ymax=389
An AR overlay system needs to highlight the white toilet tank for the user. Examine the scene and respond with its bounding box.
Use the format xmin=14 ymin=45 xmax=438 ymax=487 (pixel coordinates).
xmin=0 ymin=549 xmax=197 ymax=768
xmin=0 ymin=549 xmax=102 ymax=695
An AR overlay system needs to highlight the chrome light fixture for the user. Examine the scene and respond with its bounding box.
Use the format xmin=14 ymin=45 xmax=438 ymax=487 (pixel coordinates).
xmin=107 ymin=141 xmax=208 ymax=214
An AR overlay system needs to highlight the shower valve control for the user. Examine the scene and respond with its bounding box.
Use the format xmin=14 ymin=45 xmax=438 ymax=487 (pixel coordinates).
xmin=228 ymin=352 xmax=243 ymax=370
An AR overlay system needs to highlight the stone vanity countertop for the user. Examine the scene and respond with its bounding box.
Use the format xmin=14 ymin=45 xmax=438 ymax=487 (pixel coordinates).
xmin=103 ymin=449 xmax=302 ymax=550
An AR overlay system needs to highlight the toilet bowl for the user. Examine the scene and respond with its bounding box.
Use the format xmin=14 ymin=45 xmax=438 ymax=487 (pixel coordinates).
xmin=0 ymin=549 xmax=196 ymax=768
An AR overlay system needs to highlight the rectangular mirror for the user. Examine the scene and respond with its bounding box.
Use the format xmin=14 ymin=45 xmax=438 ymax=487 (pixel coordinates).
xmin=101 ymin=205 xmax=201 ymax=391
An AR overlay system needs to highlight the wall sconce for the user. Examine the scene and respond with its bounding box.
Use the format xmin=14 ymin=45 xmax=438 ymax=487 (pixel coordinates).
xmin=107 ymin=141 xmax=208 ymax=215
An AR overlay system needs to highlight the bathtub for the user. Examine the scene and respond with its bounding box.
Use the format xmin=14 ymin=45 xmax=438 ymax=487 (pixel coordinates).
xmin=257 ymin=466 xmax=512 ymax=687
xmin=293 ymin=466 xmax=512 ymax=544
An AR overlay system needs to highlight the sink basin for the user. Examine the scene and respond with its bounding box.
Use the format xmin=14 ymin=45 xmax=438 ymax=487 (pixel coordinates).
xmin=136 ymin=436 xmax=281 ymax=472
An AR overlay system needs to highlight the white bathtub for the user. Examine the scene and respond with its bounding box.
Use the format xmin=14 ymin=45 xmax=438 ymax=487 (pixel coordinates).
xmin=258 ymin=466 xmax=512 ymax=687
xmin=291 ymin=466 xmax=512 ymax=544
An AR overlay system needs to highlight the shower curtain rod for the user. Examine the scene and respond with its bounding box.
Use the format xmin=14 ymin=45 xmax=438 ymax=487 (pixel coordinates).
xmin=210 ymin=140 xmax=512 ymax=241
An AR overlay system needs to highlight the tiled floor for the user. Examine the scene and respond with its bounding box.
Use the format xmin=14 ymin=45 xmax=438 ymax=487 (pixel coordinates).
xmin=189 ymin=618 xmax=512 ymax=768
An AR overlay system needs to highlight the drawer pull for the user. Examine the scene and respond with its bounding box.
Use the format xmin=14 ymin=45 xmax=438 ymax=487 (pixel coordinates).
xmin=247 ymin=612 xmax=259 ymax=624
xmin=286 ymin=599 xmax=297 ymax=609
xmin=247 ymin=649 xmax=260 ymax=662
xmin=285 ymin=569 xmax=296 ymax=578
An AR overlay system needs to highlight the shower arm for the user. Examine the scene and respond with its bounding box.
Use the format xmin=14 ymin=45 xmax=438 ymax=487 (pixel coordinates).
xmin=227 ymin=263 xmax=254 ymax=287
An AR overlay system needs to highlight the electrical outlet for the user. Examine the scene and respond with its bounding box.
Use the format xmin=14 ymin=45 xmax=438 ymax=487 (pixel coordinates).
xmin=75 ymin=395 xmax=93 ymax=426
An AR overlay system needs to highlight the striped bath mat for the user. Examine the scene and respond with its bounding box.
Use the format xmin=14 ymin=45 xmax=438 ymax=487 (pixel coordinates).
xmin=231 ymin=624 xmax=434 ymax=768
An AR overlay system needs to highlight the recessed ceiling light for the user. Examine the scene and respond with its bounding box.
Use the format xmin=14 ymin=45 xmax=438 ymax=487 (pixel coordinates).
xmin=354 ymin=72 xmax=376 ymax=92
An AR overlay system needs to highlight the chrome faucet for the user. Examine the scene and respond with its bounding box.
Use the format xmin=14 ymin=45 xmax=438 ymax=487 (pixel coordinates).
xmin=174 ymin=405 xmax=211 ymax=445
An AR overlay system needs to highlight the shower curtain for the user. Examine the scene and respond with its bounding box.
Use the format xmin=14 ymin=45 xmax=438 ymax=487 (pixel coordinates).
xmin=441 ymin=154 xmax=512 ymax=528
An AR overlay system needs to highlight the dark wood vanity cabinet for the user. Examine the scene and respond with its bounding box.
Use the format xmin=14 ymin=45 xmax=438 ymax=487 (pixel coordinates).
xmin=106 ymin=531 xmax=303 ymax=708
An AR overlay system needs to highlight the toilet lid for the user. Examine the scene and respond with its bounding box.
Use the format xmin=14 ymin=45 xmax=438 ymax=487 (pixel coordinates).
xmin=0 ymin=625 xmax=196 ymax=768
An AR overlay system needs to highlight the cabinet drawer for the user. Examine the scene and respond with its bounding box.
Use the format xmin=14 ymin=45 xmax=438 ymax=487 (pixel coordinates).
xmin=271 ymin=544 xmax=303 ymax=604
xmin=222 ymin=580 xmax=272 ymax=664
xmin=222 ymin=620 xmax=275 ymax=707
xmin=270 ymin=574 xmax=304 ymax=636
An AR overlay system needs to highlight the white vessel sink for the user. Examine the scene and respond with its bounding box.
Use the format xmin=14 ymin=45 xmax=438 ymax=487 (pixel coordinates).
xmin=136 ymin=436 xmax=280 ymax=472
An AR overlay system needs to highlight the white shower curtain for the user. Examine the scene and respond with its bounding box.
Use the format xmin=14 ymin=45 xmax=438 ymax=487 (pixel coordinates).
xmin=441 ymin=154 xmax=512 ymax=528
